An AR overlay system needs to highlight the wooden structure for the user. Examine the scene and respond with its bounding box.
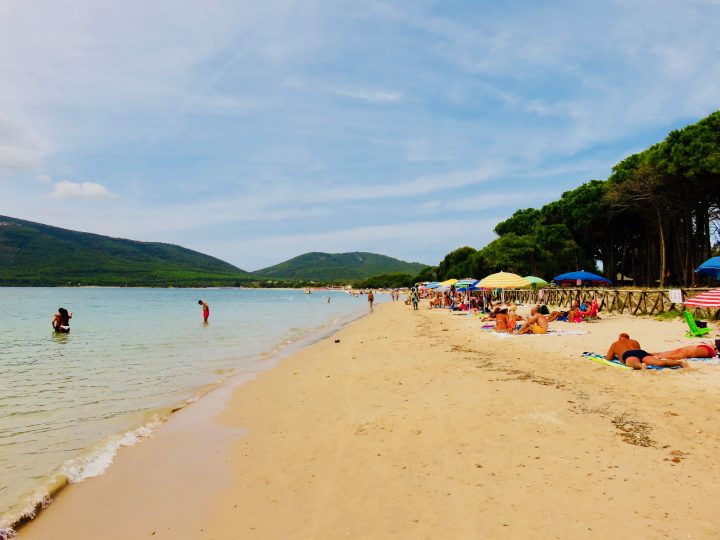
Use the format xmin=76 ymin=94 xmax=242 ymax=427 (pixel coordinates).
xmin=504 ymin=288 xmax=720 ymax=319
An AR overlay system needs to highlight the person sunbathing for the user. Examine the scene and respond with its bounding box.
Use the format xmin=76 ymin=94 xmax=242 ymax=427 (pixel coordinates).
xmin=513 ymin=306 xmax=548 ymax=334
xmin=482 ymin=307 xmax=501 ymax=321
xmin=651 ymin=342 xmax=718 ymax=360
xmin=493 ymin=309 xmax=509 ymax=332
xmin=605 ymin=333 xmax=689 ymax=369
xmin=547 ymin=309 xmax=568 ymax=322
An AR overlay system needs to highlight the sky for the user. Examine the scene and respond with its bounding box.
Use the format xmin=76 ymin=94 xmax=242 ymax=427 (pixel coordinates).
xmin=2 ymin=0 xmax=720 ymax=271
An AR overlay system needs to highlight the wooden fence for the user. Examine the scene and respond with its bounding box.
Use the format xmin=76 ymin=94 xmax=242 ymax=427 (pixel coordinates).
xmin=503 ymin=288 xmax=720 ymax=319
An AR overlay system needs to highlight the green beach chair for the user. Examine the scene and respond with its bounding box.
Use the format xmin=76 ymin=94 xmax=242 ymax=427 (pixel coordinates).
xmin=682 ymin=311 xmax=711 ymax=338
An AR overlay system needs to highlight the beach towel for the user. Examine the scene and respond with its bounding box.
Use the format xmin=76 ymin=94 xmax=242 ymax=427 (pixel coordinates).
xmin=581 ymin=352 xmax=631 ymax=370
xmin=489 ymin=329 xmax=588 ymax=338
xmin=581 ymin=352 xmax=684 ymax=370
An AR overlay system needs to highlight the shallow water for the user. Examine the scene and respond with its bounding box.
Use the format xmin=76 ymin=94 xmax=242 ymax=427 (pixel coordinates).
xmin=0 ymin=287 xmax=373 ymax=531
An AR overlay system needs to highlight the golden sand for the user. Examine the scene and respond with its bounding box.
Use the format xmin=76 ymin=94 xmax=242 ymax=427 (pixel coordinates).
xmin=18 ymin=302 xmax=720 ymax=539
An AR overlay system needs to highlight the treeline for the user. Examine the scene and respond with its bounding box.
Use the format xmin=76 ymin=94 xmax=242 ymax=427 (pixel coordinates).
xmin=431 ymin=111 xmax=720 ymax=286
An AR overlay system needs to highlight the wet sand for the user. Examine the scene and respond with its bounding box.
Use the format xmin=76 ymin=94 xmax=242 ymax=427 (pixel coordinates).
xmin=18 ymin=302 xmax=720 ymax=539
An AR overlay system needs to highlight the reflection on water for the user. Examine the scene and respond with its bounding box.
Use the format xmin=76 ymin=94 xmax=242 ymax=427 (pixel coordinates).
xmin=0 ymin=287 xmax=371 ymax=531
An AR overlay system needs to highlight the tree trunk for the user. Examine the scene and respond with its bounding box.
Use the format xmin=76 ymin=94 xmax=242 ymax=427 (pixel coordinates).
xmin=657 ymin=211 xmax=666 ymax=288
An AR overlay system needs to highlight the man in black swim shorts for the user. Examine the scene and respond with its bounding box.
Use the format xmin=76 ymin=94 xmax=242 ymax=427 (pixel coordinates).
xmin=606 ymin=333 xmax=688 ymax=369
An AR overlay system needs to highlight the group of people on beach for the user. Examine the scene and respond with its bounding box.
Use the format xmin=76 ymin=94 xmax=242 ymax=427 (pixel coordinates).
xmin=412 ymin=289 xmax=719 ymax=370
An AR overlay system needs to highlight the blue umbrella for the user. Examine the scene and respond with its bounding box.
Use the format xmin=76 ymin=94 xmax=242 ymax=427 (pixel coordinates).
xmin=553 ymin=270 xmax=612 ymax=284
xmin=456 ymin=280 xmax=479 ymax=291
xmin=696 ymin=256 xmax=720 ymax=280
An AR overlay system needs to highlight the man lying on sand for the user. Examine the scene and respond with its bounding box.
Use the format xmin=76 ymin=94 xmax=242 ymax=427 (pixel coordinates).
xmin=606 ymin=333 xmax=689 ymax=369
xmin=651 ymin=342 xmax=718 ymax=360
xmin=513 ymin=306 xmax=548 ymax=334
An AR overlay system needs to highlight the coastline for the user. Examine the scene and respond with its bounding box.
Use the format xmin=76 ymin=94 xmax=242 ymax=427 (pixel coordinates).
xmin=16 ymin=302 xmax=720 ymax=538
xmin=4 ymin=298 xmax=372 ymax=538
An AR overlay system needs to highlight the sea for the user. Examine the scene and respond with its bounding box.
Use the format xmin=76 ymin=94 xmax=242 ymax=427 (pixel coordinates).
xmin=0 ymin=287 xmax=376 ymax=533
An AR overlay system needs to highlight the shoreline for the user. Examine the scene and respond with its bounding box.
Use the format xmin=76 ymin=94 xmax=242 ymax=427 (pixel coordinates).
xmin=3 ymin=301 xmax=373 ymax=538
xmin=15 ymin=302 xmax=720 ymax=538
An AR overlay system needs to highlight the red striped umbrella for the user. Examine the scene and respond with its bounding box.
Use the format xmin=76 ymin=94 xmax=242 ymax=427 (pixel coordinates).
xmin=684 ymin=288 xmax=720 ymax=307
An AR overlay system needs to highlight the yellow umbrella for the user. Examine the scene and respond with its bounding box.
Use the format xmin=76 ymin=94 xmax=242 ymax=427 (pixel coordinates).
xmin=440 ymin=278 xmax=458 ymax=286
xmin=477 ymin=271 xmax=530 ymax=289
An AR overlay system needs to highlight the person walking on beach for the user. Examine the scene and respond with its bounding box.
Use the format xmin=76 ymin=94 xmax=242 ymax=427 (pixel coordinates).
xmin=198 ymin=300 xmax=210 ymax=323
xmin=367 ymin=290 xmax=374 ymax=312
xmin=605 ymin=333 xmax=688 ymax=369
xmin=411 ymin=289 xmax=419 ymax=310
xmin=52 ymin=307 xmax=72 ymax=333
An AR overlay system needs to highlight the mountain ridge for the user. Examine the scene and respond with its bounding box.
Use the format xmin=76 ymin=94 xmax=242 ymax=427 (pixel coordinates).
xmin=253 ymin=251 xmax=428 ymax=282
xmin=0 ymin=215 xmax=250 ymax=286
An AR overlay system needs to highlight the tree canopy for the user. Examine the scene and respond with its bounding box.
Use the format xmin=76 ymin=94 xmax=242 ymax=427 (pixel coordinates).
xmin=429 ymin=111 xmax=720 ymax=286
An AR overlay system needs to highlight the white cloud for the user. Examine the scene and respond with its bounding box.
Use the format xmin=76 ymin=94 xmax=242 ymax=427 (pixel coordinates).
xmin=51 ymin=181 xmax=113 ymax=199
xmin=331 ymin=87 xmax=402 ymax=104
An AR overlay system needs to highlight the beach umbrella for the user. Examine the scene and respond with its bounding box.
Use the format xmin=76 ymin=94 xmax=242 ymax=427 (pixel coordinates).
xmin=553 ymin=270 xmax=612 ymax=285
xmin=523 ymin=276 xmax=548 ymax=287
xmin=696 ymin=257 xmax=720 ymax=280
xmin=440 ymin=279 xmax=458 ymax=286
xmin=477 ymin=271 xmax=531 ymax=289
xmin=684 ymin=288 xmax=720 ymax=308
xmin=454 ymin=278 xmax=477 ymax=291
xmin=424 ymin=282 xmax=441 ymax=289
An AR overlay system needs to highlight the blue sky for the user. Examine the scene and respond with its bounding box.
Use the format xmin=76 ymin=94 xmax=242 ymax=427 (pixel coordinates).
xmin=2 ymin=0 xmax=720 ymax=270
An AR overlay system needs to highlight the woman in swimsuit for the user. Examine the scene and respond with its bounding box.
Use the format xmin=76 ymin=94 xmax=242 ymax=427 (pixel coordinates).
xmin=652 ymin=343 xmax=717 ymax=360
xmin=52 ymin=307 xmax=72 ymax=333
xmin=493 ymin=308 xmax=509 ymax=332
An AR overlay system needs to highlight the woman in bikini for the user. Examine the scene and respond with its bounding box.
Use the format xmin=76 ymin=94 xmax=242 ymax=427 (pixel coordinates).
xmin=52 ymin=307 xmax=72 ymax=333
xmin=652 ymin=342 xmax=718 ymax=360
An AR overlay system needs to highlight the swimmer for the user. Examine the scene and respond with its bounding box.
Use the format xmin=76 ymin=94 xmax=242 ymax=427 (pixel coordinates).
xmin=52 ymin=307 xmax=72 ymax=333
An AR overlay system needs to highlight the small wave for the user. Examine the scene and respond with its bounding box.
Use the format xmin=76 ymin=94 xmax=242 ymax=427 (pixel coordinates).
xmin=0 ymin=414 xmax=167 ymax=537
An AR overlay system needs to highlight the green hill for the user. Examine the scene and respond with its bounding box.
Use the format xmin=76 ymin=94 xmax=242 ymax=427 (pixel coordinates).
xmin=253 ymin=251 xmax=428 ymax=282
xmin=0 ymin=215 xmax=251 ymax=286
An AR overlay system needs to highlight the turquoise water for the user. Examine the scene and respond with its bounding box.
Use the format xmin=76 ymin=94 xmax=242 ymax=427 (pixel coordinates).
xmin=0 ymin=287 xmax=374 ymax=532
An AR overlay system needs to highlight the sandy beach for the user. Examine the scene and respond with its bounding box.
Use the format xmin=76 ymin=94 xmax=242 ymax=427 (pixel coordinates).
xmin=17 ymin=301 xmax=720 ymax=539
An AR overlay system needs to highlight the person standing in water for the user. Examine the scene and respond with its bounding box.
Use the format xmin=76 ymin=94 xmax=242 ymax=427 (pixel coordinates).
xmin=367 ymin=290 xmax=374 ymax=312
xmin=198 ymin=300 xmax=210 ymax=323
xmin=52 ymin=307 xmax=72 ymax=333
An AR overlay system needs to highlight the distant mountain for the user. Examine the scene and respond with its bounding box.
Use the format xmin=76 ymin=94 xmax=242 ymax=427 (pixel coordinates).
xmin=0 ymin=215 xmax=251 ymax=286
xmin=253 ymin=251 xmax=429 ymax=282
